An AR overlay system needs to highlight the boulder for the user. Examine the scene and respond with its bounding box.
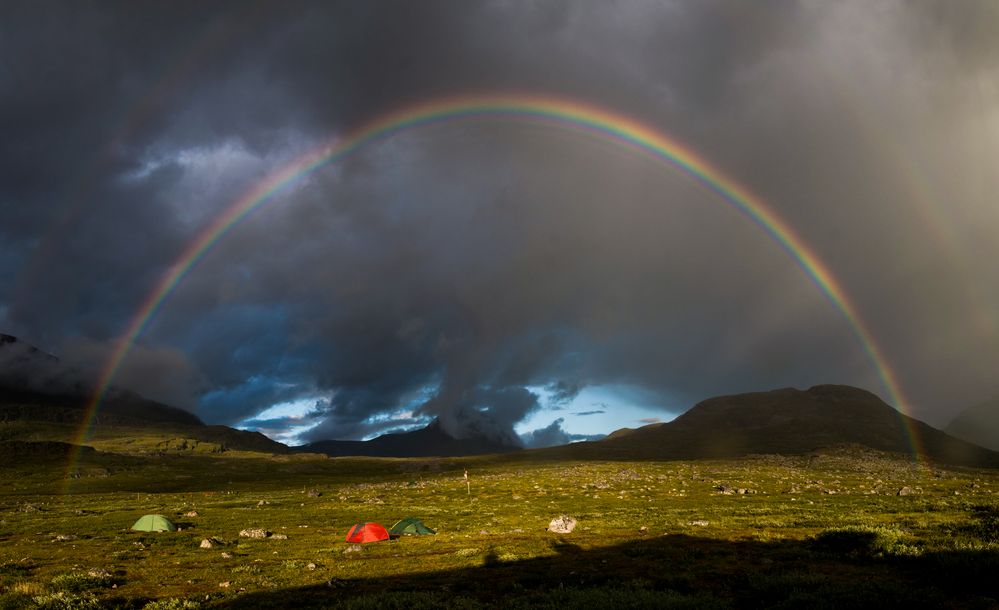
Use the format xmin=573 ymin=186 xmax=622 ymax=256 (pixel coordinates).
xmin=548 ymin=515 xmax=577 ymax=534
xmin=239 ymin=528 xmax=270 ymax=538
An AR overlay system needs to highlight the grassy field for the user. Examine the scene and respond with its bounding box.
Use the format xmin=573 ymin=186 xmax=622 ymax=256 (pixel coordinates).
xmin=2 ymin=444 xmax=999 ymax=608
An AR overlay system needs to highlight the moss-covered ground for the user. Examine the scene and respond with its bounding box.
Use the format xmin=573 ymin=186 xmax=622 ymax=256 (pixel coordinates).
xmin=2 ymin=445 xmax=999 ymax=608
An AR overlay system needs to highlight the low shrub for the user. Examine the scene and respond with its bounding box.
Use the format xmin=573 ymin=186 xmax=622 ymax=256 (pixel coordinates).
xmin=49 ymin=570 xmax=116 ymax=593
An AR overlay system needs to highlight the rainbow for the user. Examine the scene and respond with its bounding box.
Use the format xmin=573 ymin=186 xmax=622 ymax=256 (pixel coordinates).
xmin=65 ymin=94 xmax=919 ymax=486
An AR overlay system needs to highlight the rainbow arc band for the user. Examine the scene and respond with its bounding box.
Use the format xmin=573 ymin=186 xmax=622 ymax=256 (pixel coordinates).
xmin=64 ymin=94 xmax=918 ymax=487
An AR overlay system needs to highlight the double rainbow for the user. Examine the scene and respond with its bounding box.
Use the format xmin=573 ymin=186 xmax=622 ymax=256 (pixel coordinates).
xmin=65 ymin=94 xmax=915 ymax=484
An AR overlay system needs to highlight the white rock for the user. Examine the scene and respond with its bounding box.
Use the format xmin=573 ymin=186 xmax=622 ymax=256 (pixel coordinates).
xmin=239 ymin=528 xmax=270 ymax=538
xmin=548 ymin=515 xmax=577 ymax=534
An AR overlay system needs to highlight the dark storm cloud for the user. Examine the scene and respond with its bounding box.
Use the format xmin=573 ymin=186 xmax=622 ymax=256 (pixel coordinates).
xmin=521 ymin=418 xmax=605 ymax=448
xmin=2 ymin=1 xmax=997 ymax=444
xmin=521 ymin=418 xmax=572 ymax=449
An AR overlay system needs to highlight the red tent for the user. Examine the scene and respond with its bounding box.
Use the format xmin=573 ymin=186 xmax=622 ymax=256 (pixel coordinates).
xmin=345 ymin=522 xmax=389 ymax=543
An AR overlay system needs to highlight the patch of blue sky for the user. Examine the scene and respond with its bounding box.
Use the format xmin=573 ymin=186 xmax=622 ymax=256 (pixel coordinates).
xmin=248 ymin=395 xmax=323 ymax=421
xmin=260 ymin=419 xmax=323 ymax=446
xmin=516 ymin=383 xmax=684 ymax=437
xmin=358 ymin=409 xmax=430 ymax=440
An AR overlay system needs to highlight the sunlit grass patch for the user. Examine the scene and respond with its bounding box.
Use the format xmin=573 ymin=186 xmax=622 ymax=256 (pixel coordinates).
xmin=142 ymin=599 xmax=203 ymax=610
xmin=31 ymin=591 xmax=103 ymax=610
xmin=49 ymin=569 xmax=118 ymax=593
xmin=812 ymin=525 xmax=923 ymax=558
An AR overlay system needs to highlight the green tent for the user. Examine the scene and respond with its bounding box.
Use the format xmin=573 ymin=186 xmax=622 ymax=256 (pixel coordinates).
xmin=389 ymin=517 xmax=435 ymax=536
xmin=131 ymin=514 xmax=176 ymax=532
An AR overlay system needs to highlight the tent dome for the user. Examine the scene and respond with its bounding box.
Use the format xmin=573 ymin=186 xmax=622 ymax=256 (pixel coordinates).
xmin=389 ymin=517 xmax=436 ymax=536
xmin=345 ymin=522 xmax=389 ymax=543
xmin=131 ymin=514 xmax=176 ymax=532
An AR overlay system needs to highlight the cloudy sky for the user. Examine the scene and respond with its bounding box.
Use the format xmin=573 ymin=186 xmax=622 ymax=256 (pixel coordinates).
xmin=2 ymin=1 xmax=997 ymax=446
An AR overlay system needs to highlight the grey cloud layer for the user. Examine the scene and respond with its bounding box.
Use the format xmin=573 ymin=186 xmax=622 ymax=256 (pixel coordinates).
xmin=2 ymin=1 xmax=997 ymax=443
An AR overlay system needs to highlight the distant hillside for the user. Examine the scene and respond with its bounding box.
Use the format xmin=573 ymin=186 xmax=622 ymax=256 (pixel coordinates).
xmin=0 ymin=387 xmax=204 ymax=428
xmin=295 ymin=418 xmax=521 ymax=458
xmin=0 ymin=333 xmax=288 ymax=455
xmin=946 ymin=396 xmax=999 ymax=452
xmin=0 ymin=333 xmax=201 ymax=427
xmin=541 ymin=385 xmax=999 ymax=467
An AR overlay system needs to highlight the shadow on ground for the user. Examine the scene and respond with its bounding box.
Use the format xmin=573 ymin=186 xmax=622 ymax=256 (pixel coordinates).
xmin=207 ymin=532 xmax=999 ymax=609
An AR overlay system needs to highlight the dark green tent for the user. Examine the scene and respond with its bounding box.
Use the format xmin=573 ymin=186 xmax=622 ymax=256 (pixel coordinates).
xmin=389 ymin=517 xmax=435 ymax=536
xmin=131 ymin=514 xmax=176 ymax=532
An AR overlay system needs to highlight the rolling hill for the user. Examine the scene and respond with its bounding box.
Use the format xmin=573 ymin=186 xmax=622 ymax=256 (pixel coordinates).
xmin=541 ymin=385 xmax=999 ymax=467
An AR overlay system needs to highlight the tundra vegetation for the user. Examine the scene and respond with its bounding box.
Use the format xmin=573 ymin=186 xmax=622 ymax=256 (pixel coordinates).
xmin=1 ymin=441 xmax=999 ymax=608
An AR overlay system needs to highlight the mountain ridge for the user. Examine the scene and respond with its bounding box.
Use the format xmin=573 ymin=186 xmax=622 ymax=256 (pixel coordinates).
xmin=537 ymin=384 xmax=999 ymax=467
xmin=294 ymin=418 xmax=521 ymax=458
xmin=1 ymin=333 xmax=288 ymax=454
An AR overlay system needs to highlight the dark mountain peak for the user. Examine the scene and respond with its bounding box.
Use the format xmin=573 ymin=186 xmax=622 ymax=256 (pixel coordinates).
xmin=295 ymin=417 xmax=521 ymax=458
xmin=1 ymin=332 xmax=203 ymax=427
xmin=674 ymin=384 xmax=898 ymax=430
xmin=424 ymin=417 xmax=446 ymax=433
xmin=805 ymin=384 xmax=886 ymax=401
xmin=0 ymin=332 xmax=60 ymax=366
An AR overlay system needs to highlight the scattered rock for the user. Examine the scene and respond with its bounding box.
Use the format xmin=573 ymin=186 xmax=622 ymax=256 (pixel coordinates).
xmin=272 ymin=533 xmax=288 ymax=540
xmin=548 ymin=515 xmax=577 ymax=534
xmin=257 ymin=500 xmax=270 ymax=507
xmin=688 ymin=520 xmax=710 ymax=527
xmin=717 ymin=484 xmax=734 ymax=495
xmin=85 ymin=568 xmax=112 ymax=579
xmin=200 ymin=537 xmax=225 ymax=548
xmin=53 ymin=534 xmax=79 ymax=542
xmin=307 ymin=489 xmax=322 ymax=498
xmin=343 ymin=544 xmax=363 ymax=554
xmin=898 ymin=486 xmax=914 ymax=496
xmin=21 ymin=503 xmax=42 ymax=513
xmin=239 ymin=528 xmax=270 ymax=538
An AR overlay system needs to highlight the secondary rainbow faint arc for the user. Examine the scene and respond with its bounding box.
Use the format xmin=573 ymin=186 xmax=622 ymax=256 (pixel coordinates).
xmin=71 ymin=94 xmax=916 ymax=470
